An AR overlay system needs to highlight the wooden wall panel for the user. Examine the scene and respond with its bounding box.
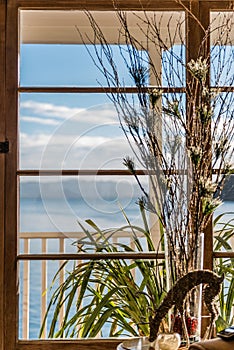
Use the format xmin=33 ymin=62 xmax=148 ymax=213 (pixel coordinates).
xmin=0 ymin=1 xmax=6 ymax=350
xmin=5 ymin=1 xmax=18 ymax=350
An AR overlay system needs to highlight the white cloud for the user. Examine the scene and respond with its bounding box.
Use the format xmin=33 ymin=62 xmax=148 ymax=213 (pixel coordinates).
xmin=20 ymin=132 xmax=51 ymax=147
xmin=78 ymin=105 xmax=118 ymax=124
xmin=19 ymin=101 xmax=140 ymax=169
xmin=20 ymin=130 xmax=137 ymax=170
xmin=72 ymin=136 xmax=112 ymax=148
xmin=21 ymin=100 xmax=84 ymax=119
xmin=20 ymin=100 xmax=118 ymax=124
xmin=21 ymin=115 xmax=60 ymax=126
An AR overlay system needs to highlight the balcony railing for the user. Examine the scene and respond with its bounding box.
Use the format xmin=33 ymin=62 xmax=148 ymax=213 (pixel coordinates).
xmin=19 ymin=230 xmax=147 ymax=339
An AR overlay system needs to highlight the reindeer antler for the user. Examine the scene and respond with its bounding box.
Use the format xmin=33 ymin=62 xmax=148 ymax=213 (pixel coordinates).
xmin=149 ymin=270 xmax=224 ymax=343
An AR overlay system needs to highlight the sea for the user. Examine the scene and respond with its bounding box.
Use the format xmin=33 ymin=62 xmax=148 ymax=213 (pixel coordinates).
xmin=18 ymin=198 xmax=234 ymax=339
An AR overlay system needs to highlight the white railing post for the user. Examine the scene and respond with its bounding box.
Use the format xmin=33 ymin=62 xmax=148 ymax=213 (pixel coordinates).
xmin=59 ymin=238 xmax=65 ymax=329
xmin=41 ymin=238 xmax=47 ymax=338
xmin=22 ymin=238 xmax=29 ymax=339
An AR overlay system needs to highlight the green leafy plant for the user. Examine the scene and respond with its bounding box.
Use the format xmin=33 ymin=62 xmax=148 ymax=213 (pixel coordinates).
xmin=41 ymin=209 xmax=234 ymax=339
xmin=40 ymin=204 xmax=167 ymax=338
xmin=214 ymin=213 xmax=234 ymax=330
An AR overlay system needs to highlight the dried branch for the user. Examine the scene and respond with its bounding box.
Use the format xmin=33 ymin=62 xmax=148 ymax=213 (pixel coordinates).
xmin=80 ymin=6 xmax=233 ymax=324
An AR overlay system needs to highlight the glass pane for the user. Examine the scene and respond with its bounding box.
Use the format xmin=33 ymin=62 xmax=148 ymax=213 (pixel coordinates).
xmin=213 ymin=266 xmax=234 ymax=326
xmin=162 ymin=44 xmax=186 ymax=87
xmin=19 ymin=259 xmax=61 ymax=339
xmin=210 ymin=12 xmax=234 ymax=87
xmin=19 ymin=93 xmax=138 ymax=170
xmin=19 ymin=43 xmax=137 ymax=87
xmin=212 ymin=92 xmax=234 ymax=168
xmin=19 ymin=256 xmax=165 ymax=339
xmin=162 ymin=92 xmax=186 ymax=166
xmin=214 ymin=174 xmax=234 ymax=250
xmin=19 ymin=10 xmax=185 ymax=87
xmin=19 ymin=10 xmax=146 ymax=87
xmin=19 ymin=175 xmax=150 ymax=245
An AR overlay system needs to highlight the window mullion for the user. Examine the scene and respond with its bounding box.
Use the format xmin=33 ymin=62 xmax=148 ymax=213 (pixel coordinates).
xmin=186 ymin=1 xmax=213 ymax=271
xmin=0 ymin=1 xmax=6 ymax=350
xmin=5 ymin=1 xmax=19 ymax=350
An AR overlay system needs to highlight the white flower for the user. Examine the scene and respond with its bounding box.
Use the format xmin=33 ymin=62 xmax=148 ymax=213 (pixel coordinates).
xmin=202 ymin=87 xmax=209 ymax=97
xmin=199 ymin=177 xmax=216 ymax=196
xmin=190 ymin=146 xmax=202 ymax=156
xmin=189 ymin=146 xmax=203 ymax=165
xmin=149 ymin=88 xmax=163 ymax=108
xmin=188 ymin=57 xmax=208 ymax=80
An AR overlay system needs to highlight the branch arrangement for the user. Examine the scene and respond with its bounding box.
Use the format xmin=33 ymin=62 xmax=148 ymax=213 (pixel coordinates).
xmin=81 ymin=9 xmax=233 ymax=282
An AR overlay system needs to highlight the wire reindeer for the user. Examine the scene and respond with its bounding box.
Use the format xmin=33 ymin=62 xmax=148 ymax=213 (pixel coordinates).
xmin=149 ymin=270 xmax=224 ymax=345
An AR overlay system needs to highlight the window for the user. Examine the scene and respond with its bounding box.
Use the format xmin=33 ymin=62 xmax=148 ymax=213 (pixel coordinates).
xmin=1 ymin=1 xmax=233 ymax=350
xmin=18 ymin=8 xmax=186 ymax=339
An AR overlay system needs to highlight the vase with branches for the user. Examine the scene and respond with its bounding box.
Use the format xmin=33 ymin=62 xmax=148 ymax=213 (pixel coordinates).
xmin=82 ymin=6 xmax=233 ymax=278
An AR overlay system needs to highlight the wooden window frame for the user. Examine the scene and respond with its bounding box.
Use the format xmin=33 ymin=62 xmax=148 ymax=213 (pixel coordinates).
xmin=0 ymin=1 xmax=233 ymax=350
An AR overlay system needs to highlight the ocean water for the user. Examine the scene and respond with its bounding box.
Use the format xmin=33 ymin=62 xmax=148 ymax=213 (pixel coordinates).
xmin=18 ymin=199 xmax=234 ymax=339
